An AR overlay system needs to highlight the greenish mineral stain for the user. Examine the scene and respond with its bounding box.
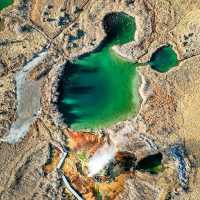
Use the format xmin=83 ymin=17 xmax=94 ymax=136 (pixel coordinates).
xmin=57 ymin=12 xmax=179 ymax=131
xmin=149 ymin=45 xmax=178 ymax=73
xmin=58 ymin=13 xmax=140 ymax=130
xmin=0 ymin=0 xmax=13 ymax=11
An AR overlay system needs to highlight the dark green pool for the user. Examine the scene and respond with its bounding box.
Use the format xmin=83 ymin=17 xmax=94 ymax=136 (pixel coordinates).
xmin=57 ymin=12 xmax=178 ymax=130
xmin=0 ymin=0 xmax=13 ymax=11
xmin=58 ymin=13 xmax=140 ymax=130
xmin=149 ymin=45 xmax=178 ymax=73
xmin=136 ymin=153 xmax=163 ymax=174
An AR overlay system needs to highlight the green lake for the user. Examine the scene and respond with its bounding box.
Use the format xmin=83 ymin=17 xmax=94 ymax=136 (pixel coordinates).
xmin=0 ymin=0 xmax=13 ymax=11
xmin=58 ymin=13 xmax=140 ymax=130
xmin=57 ymin=12 xmax=178 ymax=131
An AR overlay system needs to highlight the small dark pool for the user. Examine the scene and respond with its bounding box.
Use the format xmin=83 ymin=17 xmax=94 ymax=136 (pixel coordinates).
xmin=136 ymin=153 xmax=163 ymax=174
xmin=149 ymin=45 xmax=178 ymax=73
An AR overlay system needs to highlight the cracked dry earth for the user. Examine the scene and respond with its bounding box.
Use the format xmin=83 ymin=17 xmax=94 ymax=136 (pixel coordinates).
xmin=0 ymin=0 xmax=200 ymax=199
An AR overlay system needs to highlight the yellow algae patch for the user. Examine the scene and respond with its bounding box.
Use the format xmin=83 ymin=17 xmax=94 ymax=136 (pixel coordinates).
xmin=62 ymin=152 xmax=96 ymax=198
xmin=43 ymin=147 xmax=61 ymax=173
xmin=61 ymin=152 xmax=130 ymax=200
xmin=42 ymin=131 xmax=137 ymax=199
xmin=97 ymin=174 xmax=129 ymax=200
xmin=65 ymin=130 xmax=104 ymax=154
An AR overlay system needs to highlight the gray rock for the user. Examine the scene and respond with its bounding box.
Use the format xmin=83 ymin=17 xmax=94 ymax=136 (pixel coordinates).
xmin=0 ymin=62 xmax=5 ymax=76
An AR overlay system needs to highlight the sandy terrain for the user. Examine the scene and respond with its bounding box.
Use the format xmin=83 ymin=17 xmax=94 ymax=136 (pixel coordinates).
xmin=0 ymin=0 xmax=200 ymax=199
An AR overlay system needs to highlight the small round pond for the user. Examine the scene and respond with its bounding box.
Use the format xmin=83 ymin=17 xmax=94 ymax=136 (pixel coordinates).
xmin=149 ymin=45 xmax=178 ymax=73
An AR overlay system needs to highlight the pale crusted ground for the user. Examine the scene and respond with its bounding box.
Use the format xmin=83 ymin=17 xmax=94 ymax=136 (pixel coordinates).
xmin=168 ymin=56 xmax=200 ymax=199
xmin=0 ymin=0 xmax=200 ymax=199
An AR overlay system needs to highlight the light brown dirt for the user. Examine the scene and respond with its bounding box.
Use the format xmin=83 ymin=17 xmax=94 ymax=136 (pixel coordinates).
xmin=0 ymin=0 xmax=200 ymax=199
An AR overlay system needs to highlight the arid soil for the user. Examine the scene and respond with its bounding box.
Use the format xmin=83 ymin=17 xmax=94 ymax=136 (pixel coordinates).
xmin=0 ymin=0 xmax=200 ymax=199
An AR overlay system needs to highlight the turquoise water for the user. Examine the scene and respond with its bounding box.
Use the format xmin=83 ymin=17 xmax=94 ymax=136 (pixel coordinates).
xmin=0 ymin=0 xmax=13 ymax=11
xmin=57 ymin=13 xmax=179 ymax=131
xmin=58 ymin=13 xmax=140 ymax=130
xmin=149 ymin=45 xmax=178 ymax=73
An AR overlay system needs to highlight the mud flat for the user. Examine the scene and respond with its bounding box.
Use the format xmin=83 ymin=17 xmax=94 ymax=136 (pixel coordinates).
xmin=1 ymin=50 xmax=48 ymax=144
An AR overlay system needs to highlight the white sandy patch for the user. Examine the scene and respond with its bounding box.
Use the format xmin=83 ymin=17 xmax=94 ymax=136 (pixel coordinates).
xmin=1 ymin=51 xmax=48 ymax=144
xmin=139 ymin=71 xmax=154 ymax=105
